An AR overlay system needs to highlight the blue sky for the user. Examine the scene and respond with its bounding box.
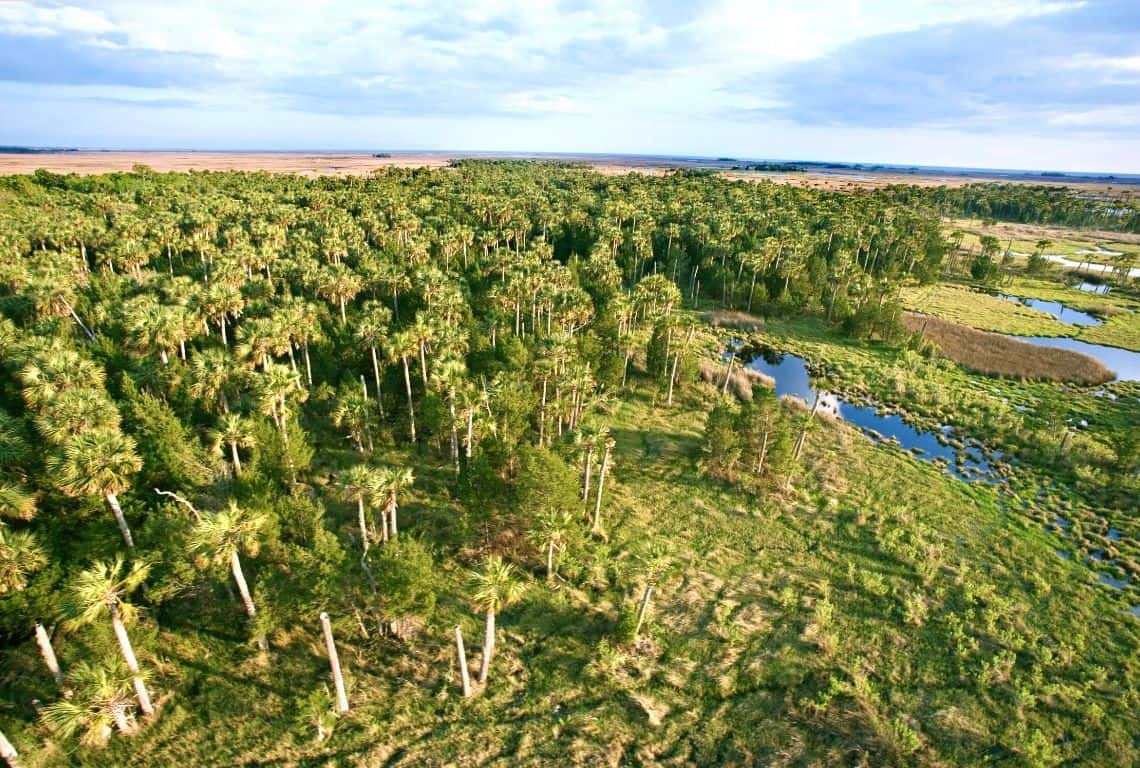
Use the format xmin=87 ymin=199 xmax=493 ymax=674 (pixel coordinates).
xmin=2 ymin=0 xmax=1139 ymax=172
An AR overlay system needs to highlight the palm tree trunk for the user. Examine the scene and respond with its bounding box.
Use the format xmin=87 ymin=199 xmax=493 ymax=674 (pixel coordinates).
xmin=592 ymin=445 xmax=611 ymax=534
xmin=455 ymin=625 xmax=472 ymax=698
xmin=388 ymin=497 xmax=398 ymax=539
xmin=402 ymin=356 xmax=416 ymax=442
xmin=230 ymin=551 xmax=267 ymax=649
xmin=319 ymin=612 xmax=350 ymax=713
xmin=539 ymin=378 xmax=547 ymax=446
xmin=110 ymin=604 xmax=153 ymax=715
xmin=418 ymin=341 xmax=429 ymax=387
xmin=105 ymin=492 xmax=134 ymax=548
xmin=0 ymin=729 xmax=19 ymax=768
xmin=303 ymin=342 xmax=314 ymax=387
xmin=465 ymin=408 xmax=474 ymax=459
xmin=229 ymin=440 xmax=242 ymax=476
xmin=448 ymin=391 xmax=459 ymax=474
xmin=370 ymin=346 xmax=385 ymax=418
xmin=582 ymin=447 xmax=594 ymax=501
xmin=547 ymin=540 xmax=555 ymax=582
xmin=634 ymin=583 xmax=655 ymax=637
xmin=220 ymin=316 xmax=228 ymax=346
xmin=478 ymin=610 xmax=495 ymax=685
xmin=34 ymin=622 xmax=63 ymax=688
xmin=357 ymin=498 xmax=370 ymax=554
xmin=667 ymin=352 xmax=680 ymax=405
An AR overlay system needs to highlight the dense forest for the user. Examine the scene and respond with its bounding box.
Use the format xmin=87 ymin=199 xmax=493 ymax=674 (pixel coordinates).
xmin=0 ymin=163 xmax=1137 ymax=766
xmin=889 ymin=183 xmax=1140 ymax=233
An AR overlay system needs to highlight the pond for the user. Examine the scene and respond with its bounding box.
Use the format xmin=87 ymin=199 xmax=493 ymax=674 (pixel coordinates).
xmin=995 ymin=293 xmax=1102 ymax=326
xmin=745 ymin=349 xmax=998 ymax=483
xmin=1076 ymin=281 xmax=1111 ymax=295
xmin=1044 ymin=253 xmax=1140 ymax=279
xmin=1006 ymin=336 xmax=1140 ymax=381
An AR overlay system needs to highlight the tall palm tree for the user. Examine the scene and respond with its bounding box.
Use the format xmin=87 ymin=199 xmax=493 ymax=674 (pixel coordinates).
xmin=337 ymin=465 xmax=378 ymax=553
xmin=431 ymin=356 xmax=466 ymax=473
xmin=356 ymin=300 xmax=392 ymax=417
xmin=574 ymin=424 xmax=607 ymax=502
xmin=467 ymin=555 xmax=525 ymax=686
xmin=527 ymin=510 xmax=574 ymax=582
xmin=591 ymin=436 xmax=615 ymax=535
xmin=189 ymin=501 xmax=268 ymax=648
xmin=210 ymin=413 xmax=256 ymax=477
xmin=62 ymin=558 xmax=154 ymax=716
xmin=189 ymin=348 xmax=243 ymax=414
xmin=0 ymin=527 xmax=47 ymax=594
xmin=373 ymin=466 xmax=413 ymax=540
xmin=49 ymin=429 xmax=142 ymax=548
xmin=384 ymin=330 xmax=419 ymax=442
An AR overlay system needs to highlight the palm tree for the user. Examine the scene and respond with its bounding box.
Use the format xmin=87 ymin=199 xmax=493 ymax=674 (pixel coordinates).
xmin=337 ymin=465 xmax=378 ymax=553
xmin=591 ymin=436 xmax=615 ymax=535
xmin=49 ymin=429 xmax=142 ymax=548
xmin=574 ymin=424 xmax=608 ymax=502
xmin=527 ymin=510 xmax=574 ymax=582
xmin=431 ymin=356 xmax=466 ymax=473
xmin=0 ymin=528 xmax=47 ymax=594
xmin=40 ymin=659 xmax=142 ymax=747
xmin=189 ymin=501 xmax=268 ymax=648
xmin=319 ymin=612 xmax=349 ymax=713
xmin=373 ymin=466 xmax=414 ymax=540
xmin=356 ymin=300 xmax=392 ymax=417
xmin=0 ymin=728 xmax=17 ymax=766
xmin=384 ymin=330 xmax=419 ymax=442
xmin=632 ymin=542 xmax=671 ymax=638
xmin=210 ymin=413 xmax=256 ymax=477
xmin=62 ymin=557 xmax=154 ymax=716
xmin=467 ymin=555 xmax=525 ymax=686
xmin=189 ymin=348 xmax=243 ymax=414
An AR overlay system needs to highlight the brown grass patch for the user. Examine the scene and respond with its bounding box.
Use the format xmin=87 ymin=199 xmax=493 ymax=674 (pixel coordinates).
xmin=903 ymin=313 xmax=1113 ymax=384
xmin=699 ymin=358 xmax=775 ymax=401
xmin=702 ymin=310 xmax=766 ymax=332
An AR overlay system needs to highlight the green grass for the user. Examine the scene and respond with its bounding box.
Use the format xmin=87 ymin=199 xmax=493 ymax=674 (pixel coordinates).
xmin=902 ymin=281 xmax=1140 ymax=351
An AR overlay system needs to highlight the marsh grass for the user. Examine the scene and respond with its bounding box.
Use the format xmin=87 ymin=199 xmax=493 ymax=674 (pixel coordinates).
xmin=902 ymin=314 xmax=1114 ymax=384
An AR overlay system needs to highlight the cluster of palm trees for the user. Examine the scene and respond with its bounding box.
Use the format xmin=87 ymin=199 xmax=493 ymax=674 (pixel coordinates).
xmin=0 ymin=161 xmax=951 ymax=758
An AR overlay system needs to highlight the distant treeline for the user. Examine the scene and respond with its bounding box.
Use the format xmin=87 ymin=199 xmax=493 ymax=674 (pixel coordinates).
xmin=888 ymin=183 xmax=1140 ymax=233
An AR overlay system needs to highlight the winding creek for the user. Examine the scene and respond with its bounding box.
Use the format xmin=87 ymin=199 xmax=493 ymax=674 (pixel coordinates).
xmin=744 ymin=348 xmax=999 ymax=483
xmin=995 ymin=293 xmax=1103 ymax=326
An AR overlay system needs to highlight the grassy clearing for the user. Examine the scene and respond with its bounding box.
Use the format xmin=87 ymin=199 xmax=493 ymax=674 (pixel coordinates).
xmin=900 ymin=313 xmax=1113 ymax=385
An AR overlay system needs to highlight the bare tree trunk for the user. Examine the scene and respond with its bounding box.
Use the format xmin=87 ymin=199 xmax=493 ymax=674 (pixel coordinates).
xmin=357 ymin=498 xmax=370 ymax=554
xmin=455 ymin=626 xmax=472 ymax=698
xmin=319 ymin=612 xmax=349 ymax=713
xmin=229 ymin=440 xmax=242 ymax=476
xmin=34 ymin=622 xmax=63 ymax=688
xmin=402 ymin=356 xmax=417 ymax=442
xmin=111 ymin=605 xmax=153 ymax=716
xmin=105 ymin=492 xmax=134 ymax=548
xmin=0 ymin=729 xmax=19 ymax=768
xmin=667 ymin=352 xmax=680 ymax=405
xmin=370 ymin=346 xmax=385 ymax=417
xmin=478 ymin=610 xmax=496 ymax=685
xmin=592 ymin=444 xmax=612 ymax=534
xmin=634 ymin=583 xmax=655 ymax=637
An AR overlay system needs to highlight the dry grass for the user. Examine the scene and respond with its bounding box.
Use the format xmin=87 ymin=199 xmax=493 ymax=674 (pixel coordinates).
xmin=701 ymin=310 xmax=766 ymax=332
xmin=698 ymin=358 xmax=774 ymax=401
xmin=903 ymin=313 xmax=1113 ymax=385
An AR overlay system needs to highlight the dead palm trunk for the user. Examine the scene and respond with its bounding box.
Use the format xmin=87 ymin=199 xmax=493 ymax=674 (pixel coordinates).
xmin=110 ymin=603 xmax=153 ymax=716
xmin=34 ymin=622 xmax=63 ymax=688
xmin=0 ymin=729 xmax=18 ymax=768
xmin=401 ymin=355 xmax=417 ymax=442
xmin=634 ymin=583 xmax=655 ymax=637
xmin=455 ymin=626 xmax=472 ymax=698
xmin=478 ymin=610 xmax=496 ymax=685
xmin=105 ymin=492 xmax=134 ymax=548
xmin=319 ymin=612 xmax=349 ymax=713
xmin=591 ymin=443 xmax=612 ymax=535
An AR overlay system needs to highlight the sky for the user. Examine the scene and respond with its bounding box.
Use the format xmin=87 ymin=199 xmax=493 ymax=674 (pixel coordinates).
xmin=1 ymin=0 xmax=1139 ymax=172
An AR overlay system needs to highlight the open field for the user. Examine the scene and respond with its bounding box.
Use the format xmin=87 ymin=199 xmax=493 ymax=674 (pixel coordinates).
xmin=2 ymin=151 xmax=1137 ymax=195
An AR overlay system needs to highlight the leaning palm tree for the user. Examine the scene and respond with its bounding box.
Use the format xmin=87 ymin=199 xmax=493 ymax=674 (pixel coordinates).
xmin=40 ymin=658 xmax=142 ymax=747
xmin=49 ymin=429 xmax=142 ymax=548
xmin=0 ymin=527 xmax=47 ymax=594
xmin=210 ymin=413 xmax=256 ymax=477
xmin=467 ymin=555 xmax=525 ymax=686
xmin=62 ymin=558 xmax=154 ymax=716
xmin=189 ymin=501 xmax=268 ymax=648
xmin=373 ymin=466 xmax=414 ymax=540
xmin=337 ymin=465 xmax=379 ymax=553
